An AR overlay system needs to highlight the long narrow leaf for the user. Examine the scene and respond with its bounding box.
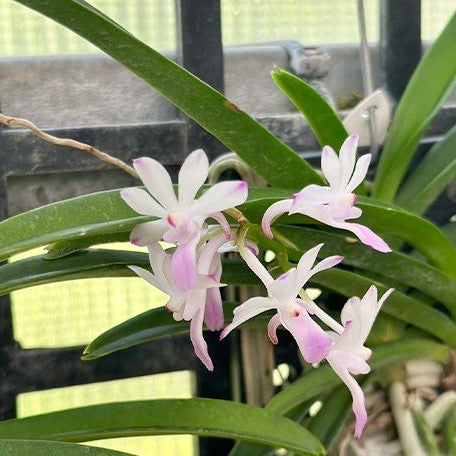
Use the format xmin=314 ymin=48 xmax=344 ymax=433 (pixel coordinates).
xmin=1 ymin=188 xmax=455 ymax=279
xmin=272 ymin=226 xmax=456 ymax=316
xmin=0 ymin=251 xmax=257 ymax=297
xmin=14 ymin=0 xmax=321 ymax=189
xmin=0 ymin=399 xmax=324 ymax=456
xmin=231 ymin=339 xmax=448 ymax=455
xmin=305 ymin=385 xmax=352 ymax=449
xmin=0 ymin=440 xmax=135 ymax=456
xmin=265 ymin=338 xmax=448 ymax=414
xmin=374 ymin=11 xmax=456 ymax=201
xmin=272 ymin=68 xmax=348 ymax=150
xmin=82 ymin=260 xmax=456 ymax=361
xmin=395 ymin=125 xmax=456 ymax=213
xmin=313 ymin=268 xmax=456 ymax=348
xmin=82 ymin=301 xmax=270 ymax=361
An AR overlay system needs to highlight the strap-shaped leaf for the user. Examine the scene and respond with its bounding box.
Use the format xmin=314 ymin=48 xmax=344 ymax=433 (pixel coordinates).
xmin=272 ymin=226 xmax=456 ymax=317
xmin=0 ymin=399 xmax=324 ymax=456
xmin=230 ymin=338 xmax=448 ymax=455
xmin=271 ymin=68 xmax=348 ymax=150
xmin=0 ymin=187 xmax=290 ymax=261
xmin=374 ymin=11 xmax=456 ymax=201
xmin=0 ymin=251 xmax=257 ymax=297
xmin=305 ymin=385 xmax=352 ymax=450
xmin=82 ymin=300 xmax=270 ymax=361
xmin=14 ymin=0 xmax=321 ymax=189
xmin=1 ymin=187 xmax=455 ymax=279
xmin=82 ymin=262 xmax=455 ymax=361
xmin=395 ymin=125 xmax=456 ymax=214
xmin=0 ymin=440 xmax=135 ymax=456
xmin=243 ymin=196 xmax=456 ymax=277
xmin=266 ymin=338 xmax=448 ymax=414
xmin=313 ymin=268 xmax=456 ymax=348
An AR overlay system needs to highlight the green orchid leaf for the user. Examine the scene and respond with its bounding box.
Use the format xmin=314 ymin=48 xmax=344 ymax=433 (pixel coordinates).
xmin=0 ymin=187 xmax=290 ymax=261
xmin=0 ymin=440 xmax=136 ymax=456
xmin=45 ymin=232 xmax=130 ymax=259
xmin=83 ymin=261 xmax=455 ymax=361
xmin=395 ymin=125 xmax=456 ymax=214
xmin=313 ymin=268 xmax=456 ymax=348
xmin=0 ymin=399 xmax=324 ymax=456
xmin=1 ymin=187 xmax=455 ymax=279
xmin=305 ymin=385 xmax=352 ymax=450
xmin=271 ymin=67 xmax=348 ymax=150
xmin=0 ymin=251 xmax=257 ymax=297
xmin=266 ymin=338 xmax=448 ymax=415
xmin=272 ymin=226 xmax=456 ymax=317
xmin=242 ymin=195 xmax=456 ymax=277
xmin=231 ymin=338 xmax=448 ymax=455
xmin=374 ymin=11 xmax=456 ymax=201
xmin=82 ymin=299 xmax=269 ymax=361
xmin=14 ymin=0 xmax=321 ymax=189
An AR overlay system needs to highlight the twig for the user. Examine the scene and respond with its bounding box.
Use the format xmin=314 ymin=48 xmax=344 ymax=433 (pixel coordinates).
xmin=0 ymin=113 xmax=138 ymax=178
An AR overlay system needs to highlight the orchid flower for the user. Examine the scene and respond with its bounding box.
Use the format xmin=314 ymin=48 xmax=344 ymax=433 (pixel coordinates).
xmin=325 ymin=285 xmax=394 ymax=438
xmin=121 ymin=149 xmax=248 ymax=290
xmin=262 ymin=135 xmax=391 ymax=253
xmin=221 ymin=243 xmax=343 ymax=364
xmin=129 ymin=235 xmax=230 ymax=371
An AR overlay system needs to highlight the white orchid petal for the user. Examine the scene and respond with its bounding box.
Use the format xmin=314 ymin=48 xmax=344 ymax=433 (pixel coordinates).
xmin=261 ymin=199 xmax=293 ymax=238
xmin=268 ymin=268 xmax=298 ymax=303
xmin=208 ymin=212 xmax=231 ymax=239
xmin=346 ymin=153 xmax=371 ymax=193
xmin=120 ymin=187 xmax=166 ymax=217
xmin=267 ymin=314 xmax=281 ymax=344
xmin=220 ymin=297 xmax=275 ymax=339
xmin=183 ymin=289 xmax=206 ymax=321
xmin=178 ymin=149 xmax=209 ymax=207
xmin=339 ymin=134 xmax=359 ymax=189
xmin=331 ymin=221 xmax=392 ymax=253
xmin=130 ymin=220 xmax=168 ymax=246
xmin=321 ymin=145 xmax=341 ymax=189
xmin=147 ymin=242 xmax=169 ymax=286
xmin=204 ymin=288 xmax=224 ymax=331
xmin=190 ymin=181 xmax=248 ymax=216
xmin=294 ymin=243 xmax=324 ymax=292
xmin=190 ymin=308 xmax=214 ymax=371
xmin=326 ymin=351 xmax=369 ymax=438
xmin=133 ymin=157 xmax=178 ymax=209
xmin=128 ymin=265 xmax=168 ymax=293
xmin=309 ymin=254 xmax=344 ymax=278
xmin=238 ymin=242 xmax=274 ymax=288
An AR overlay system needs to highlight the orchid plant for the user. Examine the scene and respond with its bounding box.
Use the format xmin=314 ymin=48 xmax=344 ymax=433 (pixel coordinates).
xmin=120 ymin=140 xmax=393 ymax=439
xmin=0 ymin=3 xmax=454 ymax=456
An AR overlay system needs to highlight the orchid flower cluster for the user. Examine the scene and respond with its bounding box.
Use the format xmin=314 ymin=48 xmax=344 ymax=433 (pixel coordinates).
xmin=121 ymin=135 xmax=393 ymax=438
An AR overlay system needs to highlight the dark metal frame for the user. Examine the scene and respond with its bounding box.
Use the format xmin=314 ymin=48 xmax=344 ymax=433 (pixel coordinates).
xmin=0 ymin=1 xmax=450 ymax=454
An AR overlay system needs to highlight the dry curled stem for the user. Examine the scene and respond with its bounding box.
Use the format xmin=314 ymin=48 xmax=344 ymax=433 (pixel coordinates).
xmin=0 ymin=113 xmax=138 ymax=178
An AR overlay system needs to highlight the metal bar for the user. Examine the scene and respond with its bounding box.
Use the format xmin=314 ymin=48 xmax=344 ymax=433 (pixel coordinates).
xmin=175 ymin=0 xmax=226 ymax=160
xmin=0 ymin=336 xmax=197 ymax=408
xmin=380 ymin=0 xmax=422 ymax=101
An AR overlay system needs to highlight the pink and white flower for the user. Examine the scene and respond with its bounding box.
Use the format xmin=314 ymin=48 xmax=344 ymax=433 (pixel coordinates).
xmin=129 ymin=236 xmax=229 ymax=371
xmin=221 ymin=243 xmax=343 ymax=363
xmin=325 ymin=285 xmax=394 ymax=438
xmin=262 ymin=135 xmax=391 ymax=253
xmin=121 ymin=149 xmax=248 ymax=290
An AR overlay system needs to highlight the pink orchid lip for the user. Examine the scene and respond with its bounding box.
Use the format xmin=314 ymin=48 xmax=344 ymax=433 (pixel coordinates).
xmin=166 ymin=214 xmax=176 ymax=228
xmin=238 ymin=181 xmax=248 ymax=191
